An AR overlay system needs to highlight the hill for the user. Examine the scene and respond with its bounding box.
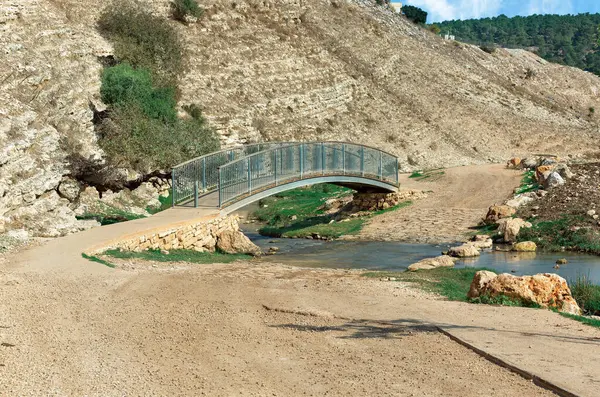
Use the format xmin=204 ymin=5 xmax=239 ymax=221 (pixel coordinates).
xmin=437 ymin=13 xmax=600 ymax=75
xmin=2 ymin=0 xmax=600 ymax=236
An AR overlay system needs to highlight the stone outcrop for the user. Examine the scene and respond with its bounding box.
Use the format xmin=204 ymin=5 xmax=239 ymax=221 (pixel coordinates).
xmin=93 ymin=215 xmax=261 ymax=256
xmin=497 ymin=217 xmax=532 ymax=243
xmin=484 ymin=205 xmax=516 ymax=224
xmin=469 ymin=234 xmax=493 ymax=249
xmin=351 ymin=190 xmax=426 ymax=212
xmin=407 ymin=255 xmax=456 ymax=271
xmin=512 ymin=241 xmax=537 ymax=252
xmin=448 ymin=244 xmax=480 ymax=258
xmin=467 ymin=271 xmax=581 ymax=315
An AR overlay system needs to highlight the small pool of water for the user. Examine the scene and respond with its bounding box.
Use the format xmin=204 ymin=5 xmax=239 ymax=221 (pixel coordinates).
xmin=245 ymin=229 xmax=600 ymax=284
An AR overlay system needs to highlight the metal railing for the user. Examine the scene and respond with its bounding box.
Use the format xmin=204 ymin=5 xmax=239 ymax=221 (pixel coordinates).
xmin=171 ymin=142 xmax=295 ymax=206
xmin=217 ymin=142 xmax=399 ymax=208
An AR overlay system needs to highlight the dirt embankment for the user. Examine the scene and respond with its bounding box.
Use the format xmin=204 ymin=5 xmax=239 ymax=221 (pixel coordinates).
xmin=0 ymin=259 xmax=573 ymax=396
xmin=358 ymin=164 xmax=522 ymax=243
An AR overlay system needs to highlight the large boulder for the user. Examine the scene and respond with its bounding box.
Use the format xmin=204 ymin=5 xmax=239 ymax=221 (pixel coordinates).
xmin=505 ymin=193 xmax=536 ymax=208
xmin=467 ymin=271 xmax=581 ymax=315
xmin=484 ymin=205 xmax=516 ymax=224
xmin=469 ymin=235 xmax=493 ymax=249
xmin=497 ymin=217 xmax=532 ymax=243
xmin=543 ymin=172 xmax=565 ymax=189
xmin=448 ymin=244 xmax=480 ymax=258
xmin=521 ymin=158 xmax=538 ymax=170
xmin=216 ymin=229 xmax=261 ymax=256
xmin=57 ymin=177 xmax=81 ymax=202
xmin=407 ymin=255 xmax=456 ymax=271
xmin=513 ymin=241 xmax=537 ymax=252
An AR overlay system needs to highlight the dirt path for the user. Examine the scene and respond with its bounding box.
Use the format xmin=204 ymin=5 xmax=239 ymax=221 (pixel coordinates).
xmin=358 ymin=164 xmax=522 ymax=243
xmin=1 ymin=259 xmax=584 ymax=396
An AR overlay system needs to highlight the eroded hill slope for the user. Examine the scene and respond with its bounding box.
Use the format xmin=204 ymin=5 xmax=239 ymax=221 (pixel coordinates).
xmin=1 ymin=0 xmax=600 ymax=236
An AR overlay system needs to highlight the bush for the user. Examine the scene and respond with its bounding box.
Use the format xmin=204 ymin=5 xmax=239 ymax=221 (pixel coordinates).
xmin=171 ymin=0 xmax=203 ymax=22
xmin=98 ymin=104 xmax=220 ymax=173
xmin=569 ymin=273 xmax=600 ymax=315
xmin=402 ymin=5 xmax=427 ymax=24
xmin=100 ymin=63 xmax=177 ymax=123
xmin=480 ymin=45 xmax=497 ymax=54
xmin=97 ymin=1 xmax=183 ymax=86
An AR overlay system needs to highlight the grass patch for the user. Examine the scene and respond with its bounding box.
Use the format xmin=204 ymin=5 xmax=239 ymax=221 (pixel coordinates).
xmin=569 ymin=272 xmax=600 ymax=316
xmin=408 ymin=169 xmax=445 ymax=182
xmin=147 ymin=191 xmax=173 ymax=214
xmin=560 ymin=312 xmax=600 ymax=328
xmin=103 ymin=249 xmax=251 ymax=264
xmin=514 ymin=170 xmax=539 ymax=195
xmin=254 ymin=184 xmax=411 ymax=239
xmin=517 ymin=216 xmax=600 ymax=254
xmin=76 ymin=204 xmax=146 ymax=226
xmin=82 ymin=253 xmax=116 ymax=268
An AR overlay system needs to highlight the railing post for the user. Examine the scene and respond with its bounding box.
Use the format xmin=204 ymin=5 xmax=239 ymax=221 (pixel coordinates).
xmin=171 ymin=169 xmax=175 ymax=207
xmin=342 ymin=144 xmax=346 ymax=175
xmin=379 ymin=151 xmax=383 ymax=180
xmin=274 ymin=149 xmax=278 ymax=186
xmin=194 ymin=180 xmax=199 ymax=208
xmin=395 ymin=157 xmax=399 ymax=186
xmin=321 ymin=142 xmax=325 ymax=175
xmin=247 ymin=157 xmax=252 ymax=194
xmin=218 ymin=167 xmax=222 ymax=208
xmin=202 ymin=157 xmax=206 ymax=192
xmin=360 ymin=147 xmax=364 ymax=177
xmin=300 ymin=144 xmax=304 ymax=179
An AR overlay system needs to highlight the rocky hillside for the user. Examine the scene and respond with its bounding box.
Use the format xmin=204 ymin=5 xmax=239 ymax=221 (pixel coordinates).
xmin=2 ymin=0 xmax=600 ymax=237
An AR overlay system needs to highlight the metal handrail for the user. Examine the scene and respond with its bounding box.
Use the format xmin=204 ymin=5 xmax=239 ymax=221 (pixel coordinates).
xmin=171 ymin=142 xmax=296 ymax=206
xmin=217 ymin=142 xmax=399 ymax=208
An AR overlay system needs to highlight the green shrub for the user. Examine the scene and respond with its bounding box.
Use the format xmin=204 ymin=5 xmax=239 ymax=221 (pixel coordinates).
xmin=98 ymin=104 xmax=220 ymax=173
xmin=97 ymin=1 xmax=183 ymax=86
xmin=480 ymin=45 xmax=497 ymax=54
xmin=101 ymin=63 xmax=177 ymax=123
xmin=402 ymin=5 xmax=427 ymax=24
xmin=569 ymin=273 xmax=600 ymax=315
xmin=171 ymin=0 xmax=203 ymax=22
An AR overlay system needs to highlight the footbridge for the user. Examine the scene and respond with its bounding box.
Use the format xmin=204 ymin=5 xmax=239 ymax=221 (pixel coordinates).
xmin=171 ymin=142 xmax=399 ymax=214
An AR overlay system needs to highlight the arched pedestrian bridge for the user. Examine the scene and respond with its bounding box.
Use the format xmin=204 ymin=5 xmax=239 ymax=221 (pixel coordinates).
xmin=171 ymin=142 xmax=399 ymax=214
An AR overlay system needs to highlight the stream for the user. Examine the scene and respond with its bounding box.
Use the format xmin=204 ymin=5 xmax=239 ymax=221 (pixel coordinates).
xmin=242 ymin=226 xmax=600 ymax=284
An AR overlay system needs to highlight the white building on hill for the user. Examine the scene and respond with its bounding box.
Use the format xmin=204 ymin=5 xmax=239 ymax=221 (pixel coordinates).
xmin=390 ymin=2 xmax=402 ymax=13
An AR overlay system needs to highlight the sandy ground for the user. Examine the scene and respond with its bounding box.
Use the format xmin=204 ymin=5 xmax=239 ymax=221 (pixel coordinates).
xmin=0 ymin=259 xmax=565 ymax=397
xmin=358 ymin=164 xmax=522 ymax=243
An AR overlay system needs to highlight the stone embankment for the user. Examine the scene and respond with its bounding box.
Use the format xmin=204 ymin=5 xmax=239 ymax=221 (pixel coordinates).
xmin=88 ymin=215 xmax=261 ymax=256
xmin=468 ymin=270 xmax=581 ymax=315
xmin=350 ymin=190 xmax=427 ymax=212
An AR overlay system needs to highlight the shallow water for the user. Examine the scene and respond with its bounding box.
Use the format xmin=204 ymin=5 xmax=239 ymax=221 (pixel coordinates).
xmin=245 ymin=229 xmax=600 ymax=284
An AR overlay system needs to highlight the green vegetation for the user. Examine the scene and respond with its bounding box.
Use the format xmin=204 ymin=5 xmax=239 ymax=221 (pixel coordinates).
xmin=408 ymin=169 xmax=445 ymax=181
xmin=97 ymin=1 xmax=183 ymax=86
xmin=96 ymin=2 xmax=219 ymax=174
xmin=514 ymin=170 xmax=539 ymax=195
xmin=171 ymin=0 xmax=203 ymax=23
xmin=253 ymin=184 xmax=411 ymax=239
xmin=103 ymin=249 xmax=250 ymax=264
xmin=560 ymin=312 xmax=600 ymax=328
xmin=77 ymin=204 xmax=146 ymax=226
xmin=147 ymin=191 xmax=173 ymax=214
xmin=402 ymin=5 xmax=428 ymax=24
xmin=436 ymin=13 xmax=600 ymax=76
xmin=569 ymin=273 xmax=600 ymax=316
xmin=82 ymin=253 xmax=116 ymax=268
xmin=517 ymin=216 xmax=600 ymax=255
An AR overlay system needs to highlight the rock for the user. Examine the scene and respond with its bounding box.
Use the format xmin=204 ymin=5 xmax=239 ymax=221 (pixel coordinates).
xmin=160 ymin=249 xmax=169 ymax=255
xmin=216 ymin=229 xmax=261 ymax=256
xmin=521 ymin=158 xmax=538 ymax=169
xmin=484 ymin=205 xmax=516 ymax=224
xmin=505 ymin=193 xmax=535 ymax=208
xmin=469 ymin=235 xmax=493 ymax=249
xmin=555 ymin=163 xmax=574 ymax=179
xmin=467 ymin=272 xmax=581 ymax=315
xmin=57 ymin=177 xmax=81 ymax=201
xmin=467 ymin=270 xmax=498 ymax=299
xmin=512 ymin=241 xmax=537 ymax=252
xmin=506 ymin=157 xmax=521 ymax=168
xmin=556 ymin=258 xmax=568 ymax=265
xmin=540 ymin=158 xmax=557 ymax=166
xmin=448 ymin=244 xmax=480 ymax=258
xmin=291 ymin=215 xmax=298 ymax=221
xmin=497 ymin=217 xmax=532 ymax=243
xmin=543 ymin=172 xmax=565 ymax=189
xmin=407 ymin=255 xmax=457 ymax=271
xmin=587 ymin=209 xmax=596 ymax=216
xmin=269 ymin=246 xmax=279 ymax=252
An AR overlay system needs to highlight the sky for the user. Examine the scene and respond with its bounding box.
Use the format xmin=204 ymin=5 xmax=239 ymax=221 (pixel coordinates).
xmin=402 ymin=0 xmax=600 ymax=23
